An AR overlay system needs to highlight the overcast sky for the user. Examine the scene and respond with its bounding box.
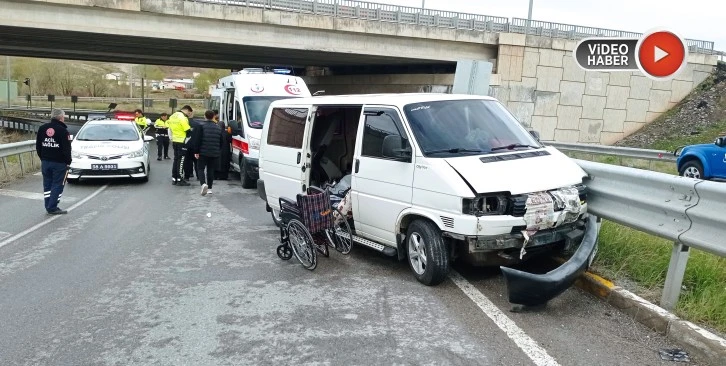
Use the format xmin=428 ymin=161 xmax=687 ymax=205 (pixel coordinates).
xmin=376 ymin=0 xmax=724 ymax=51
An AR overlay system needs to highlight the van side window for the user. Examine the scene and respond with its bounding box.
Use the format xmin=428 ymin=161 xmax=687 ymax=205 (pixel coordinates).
xmin=268 ymin=108 xmax=309 ymax=148
xmin=362 ymin=108 xmax=409 ymax=159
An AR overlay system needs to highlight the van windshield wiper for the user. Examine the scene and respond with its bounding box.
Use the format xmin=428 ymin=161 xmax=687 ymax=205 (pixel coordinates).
xmin=426 ymin=148 xmax=486 ymax=155
xmin=490 ymin=143 xmax=539 ymax=151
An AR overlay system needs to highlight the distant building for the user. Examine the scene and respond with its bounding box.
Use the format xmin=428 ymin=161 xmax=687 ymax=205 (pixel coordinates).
xmin=154 ymin=78 xmax=195 ymax=91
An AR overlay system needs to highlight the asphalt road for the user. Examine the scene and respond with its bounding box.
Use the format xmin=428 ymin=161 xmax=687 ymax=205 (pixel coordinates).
xmin=0 ymin=143 xmax=710 ymax=366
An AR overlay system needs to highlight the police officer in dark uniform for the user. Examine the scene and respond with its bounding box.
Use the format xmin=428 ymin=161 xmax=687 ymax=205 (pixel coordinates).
xmin=35 ymin=108 xmax=72 ymax=215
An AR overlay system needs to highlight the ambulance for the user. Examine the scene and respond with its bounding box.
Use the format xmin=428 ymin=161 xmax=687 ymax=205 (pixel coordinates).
xmin=216 ymin=68 xmax=312 ymax=188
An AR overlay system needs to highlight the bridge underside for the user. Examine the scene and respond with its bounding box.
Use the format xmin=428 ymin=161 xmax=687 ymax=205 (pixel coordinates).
xmin=0 ymin=26 xmax=456 ymax=72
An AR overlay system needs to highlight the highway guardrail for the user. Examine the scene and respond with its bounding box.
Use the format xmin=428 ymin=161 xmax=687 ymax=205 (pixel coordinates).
xmin=545 ymin=141 xmax=677 ymax=162
xmin=0 ymin=140 xmax=36 ymax=179
xmin=576 ymin=159 xmax=725 ymax=310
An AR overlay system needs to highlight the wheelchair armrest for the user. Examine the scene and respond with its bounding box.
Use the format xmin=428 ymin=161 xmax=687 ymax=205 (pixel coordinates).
xmin=279 ymin=197 xmax=300 ymax=213
xmin=307 ymin=186 xmax=326 ymax=195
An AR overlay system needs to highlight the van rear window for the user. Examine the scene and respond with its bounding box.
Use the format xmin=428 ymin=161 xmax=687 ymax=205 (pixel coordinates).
xmin=267 ymin=108 xmax=308 ymax=148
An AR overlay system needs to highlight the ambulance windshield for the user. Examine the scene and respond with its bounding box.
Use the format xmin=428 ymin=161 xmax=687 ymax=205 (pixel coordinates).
xmin=243 ymin=96 xmax=294 ymax=129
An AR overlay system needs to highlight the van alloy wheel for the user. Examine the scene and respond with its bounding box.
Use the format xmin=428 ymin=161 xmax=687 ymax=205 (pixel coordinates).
xmin=406 ymin=220 xmax=450 ymax=286
xmin=408 ymin=233 xmax=427 ymax=275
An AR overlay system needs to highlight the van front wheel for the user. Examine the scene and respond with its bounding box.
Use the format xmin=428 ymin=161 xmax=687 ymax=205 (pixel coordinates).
xmin=406 ymin=220 xmax=450 ymax=286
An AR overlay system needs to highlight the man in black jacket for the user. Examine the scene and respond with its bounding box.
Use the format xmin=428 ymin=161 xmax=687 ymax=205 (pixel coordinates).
xmin=190 ymin=110 xmax=225 ymax=196
xmin=35 ymin=109 xmax=72 ymax=214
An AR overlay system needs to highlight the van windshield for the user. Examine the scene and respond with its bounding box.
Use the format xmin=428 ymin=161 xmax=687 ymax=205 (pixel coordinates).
xmin=243 ymin=96 xmax=295 ymax=129
xmin=402 ymin=99 xmax=541 ymax=157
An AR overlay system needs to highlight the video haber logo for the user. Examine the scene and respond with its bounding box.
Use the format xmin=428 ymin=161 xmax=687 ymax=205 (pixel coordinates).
xmin=574 ymin=28 xmax=688 ymax=80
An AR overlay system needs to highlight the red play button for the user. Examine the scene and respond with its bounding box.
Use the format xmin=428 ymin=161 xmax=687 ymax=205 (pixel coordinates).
xmin=638 ymin=30 xmax=687 ymax=78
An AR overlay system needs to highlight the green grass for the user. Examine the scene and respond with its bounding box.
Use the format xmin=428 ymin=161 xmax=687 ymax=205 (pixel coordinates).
xmin=649 ymin=119 xmax=726 ymax=152
xmin=593 ymin=221 xmax=726 ymax=335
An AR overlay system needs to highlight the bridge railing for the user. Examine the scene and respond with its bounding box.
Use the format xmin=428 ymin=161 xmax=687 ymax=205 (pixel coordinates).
xmin=511 ymin=18 xmax=715 ymax=50
xmin=190 ymin=0 xmax=716 ymax=52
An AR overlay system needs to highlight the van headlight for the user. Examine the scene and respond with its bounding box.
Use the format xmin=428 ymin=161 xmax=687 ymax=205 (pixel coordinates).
xmin=463 ymin=194 xmax=508 ymax=216
xmin=249 ymin=137 xmax=260 ymax=150
xmin=126 ymin=149 xmax=145 ymax=158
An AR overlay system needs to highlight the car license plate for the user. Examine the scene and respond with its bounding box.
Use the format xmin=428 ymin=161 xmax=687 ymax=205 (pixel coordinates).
xmin=91 ymin=164 xmax=117 ymax=170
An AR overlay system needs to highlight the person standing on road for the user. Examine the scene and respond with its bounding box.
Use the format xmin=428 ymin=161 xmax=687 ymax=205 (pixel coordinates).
xmin=35 ymin=108 xmax=72 ymax=215
xmin=189 ymin=110 xmax=225 ymax=196
xmin=184 ymin=116 xmax=202 ymax=180
xmin=168 ymin=105 xmax=193 ymax=186
xmin=134 ymin=109 xmax=148 ymax=132
xmin=214 ymin=109 xmax=232 ymax=180
xmin=154 ymin=112 xmax=171 ymax=161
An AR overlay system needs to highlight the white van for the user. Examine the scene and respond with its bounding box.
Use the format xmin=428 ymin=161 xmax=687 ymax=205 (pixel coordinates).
xmin=256 ymin=93 xmax=599 ymax=304
xmin=217 ymin=68 xmax=312 ymax=188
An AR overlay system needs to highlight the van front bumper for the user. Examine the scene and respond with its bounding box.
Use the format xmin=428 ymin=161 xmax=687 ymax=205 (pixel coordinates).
xmin=500 ymin=216 xmax=599 ymax=306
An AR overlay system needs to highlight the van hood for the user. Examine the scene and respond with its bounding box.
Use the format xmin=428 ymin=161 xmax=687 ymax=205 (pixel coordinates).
xmin=444 ymin=147 xmax=586 ymax=195
xmin=72 ymin=140 xmax=142 ymax=156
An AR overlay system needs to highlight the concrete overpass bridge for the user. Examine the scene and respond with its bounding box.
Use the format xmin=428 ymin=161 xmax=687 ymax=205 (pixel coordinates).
xmin=0 ymin=0 xmax=720 ymax=145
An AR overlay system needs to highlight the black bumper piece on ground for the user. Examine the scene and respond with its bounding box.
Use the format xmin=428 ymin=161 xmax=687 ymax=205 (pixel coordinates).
xmin=500 ymin=216 xmax=599 ymax=307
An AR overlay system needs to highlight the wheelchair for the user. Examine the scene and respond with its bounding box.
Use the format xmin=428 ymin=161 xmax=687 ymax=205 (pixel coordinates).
xmin=276 ymin=186 xmax=353 ymax=271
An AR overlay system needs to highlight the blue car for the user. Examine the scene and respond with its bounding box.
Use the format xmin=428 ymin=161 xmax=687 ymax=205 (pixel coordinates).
xmin=675 ymin=136 xmax=726 ymax=180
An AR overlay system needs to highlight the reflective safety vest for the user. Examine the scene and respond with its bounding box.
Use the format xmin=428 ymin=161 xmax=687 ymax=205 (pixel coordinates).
xmin=154 ymin=118 xmax=169 ymax=137
xmin=134 ymin=116 xmax=148 ymax=129
xmin=168 ymin=111 xmax=191 ymax=143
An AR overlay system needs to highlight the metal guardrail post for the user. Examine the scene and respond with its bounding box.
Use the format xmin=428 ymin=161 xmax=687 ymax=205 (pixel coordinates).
xmin=1 ymin=157 xmax=8 ymax=179
xmin=661 ymin=242 xmax=691 ymax=310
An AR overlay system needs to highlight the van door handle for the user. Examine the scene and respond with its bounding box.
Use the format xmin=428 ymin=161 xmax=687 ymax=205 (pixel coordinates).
xmin=355 ymin=159 xmax=360 ymax=173
xmin=297 ymin=152 xmax=301 ymax=164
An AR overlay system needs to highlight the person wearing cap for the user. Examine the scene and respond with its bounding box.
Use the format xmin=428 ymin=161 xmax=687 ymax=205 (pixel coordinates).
xmin=154 ymin=112 xmax=171 ymax=161
xmin=35 ymin=108 xmax=72 ymax=215
xmin=168 ymin=105 xmax=194 ymax=186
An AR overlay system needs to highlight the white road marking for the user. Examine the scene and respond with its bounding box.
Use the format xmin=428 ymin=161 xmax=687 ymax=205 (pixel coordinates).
xmin=0 ymin=185 xmax=108 ymax=250
xmin=0 ymin=189 xmax=77 ymax=202
xmin=449 ymin=270 xmax=561 ymax=366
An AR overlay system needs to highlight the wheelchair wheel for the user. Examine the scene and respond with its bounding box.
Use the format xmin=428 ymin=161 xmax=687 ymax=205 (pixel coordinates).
xmin=326 ymin=207 xmax=353 ymax=255
xmin=277 ymin=244 xmax=293 ymax=260
xmin=287 ymin=219 xmax=317 ymax=270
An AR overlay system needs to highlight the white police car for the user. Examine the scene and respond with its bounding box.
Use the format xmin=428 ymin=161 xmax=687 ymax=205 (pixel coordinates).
xmin=67 ymin=119 xmax=153 ymax=183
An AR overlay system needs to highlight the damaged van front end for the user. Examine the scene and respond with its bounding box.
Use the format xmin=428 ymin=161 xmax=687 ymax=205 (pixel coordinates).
xmin=443 ymin=182 xmax=599 ymax=306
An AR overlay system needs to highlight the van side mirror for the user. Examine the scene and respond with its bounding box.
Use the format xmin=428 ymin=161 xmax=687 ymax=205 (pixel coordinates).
xmin=715 ymin=137 xmax=725 ymax=147
xmin=382 ymin=135 xmax=412 ymax=162
xmin=529 ymin=130 xmax=541 ymax=141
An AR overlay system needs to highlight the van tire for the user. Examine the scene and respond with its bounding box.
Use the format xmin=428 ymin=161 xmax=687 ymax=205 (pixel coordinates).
xmin=406 ymin=220 xmax=450 ymax=286
xmin=240 ymin=156 xmax=255 ymax=189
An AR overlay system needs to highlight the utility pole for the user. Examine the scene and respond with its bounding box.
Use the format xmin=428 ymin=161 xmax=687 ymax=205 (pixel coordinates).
xmin=5 ymin=56 xmax=10 ymax=108
xmin=524 ymin=0 xmax=533 ymax=36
